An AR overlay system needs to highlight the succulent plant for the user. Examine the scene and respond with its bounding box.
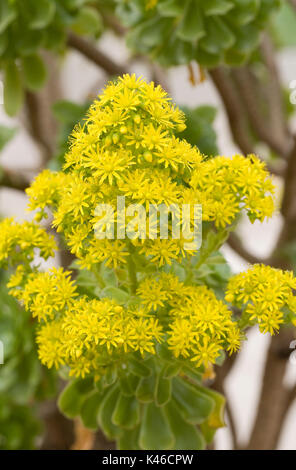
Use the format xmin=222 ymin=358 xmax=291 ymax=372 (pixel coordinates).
xmin=114 ymin=0 xmax=281 ymax=67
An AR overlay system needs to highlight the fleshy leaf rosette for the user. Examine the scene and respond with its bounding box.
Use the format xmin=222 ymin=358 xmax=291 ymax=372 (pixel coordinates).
xmin=114 ymin=0 xmax=281 ymax=67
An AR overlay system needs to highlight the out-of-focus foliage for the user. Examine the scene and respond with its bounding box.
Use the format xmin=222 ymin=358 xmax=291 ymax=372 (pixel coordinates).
xmin=0 ymin=125 xmax=16 ymax=152
xmin=0 ymin=0 xmax=103 ymax=116
xmin=110 ymin=0 xmax=281 ymax=67
xmin=0 ymin=272 xmax=56 ymax=449
xmin=58 ymin=359 xmax=225 ymax=450
xmin=270 ymin=1 xmax=296 ymax=47
xmin=178 ymin=106 xmax=218 ymax=157
xmin=51 ymin=99 xmax=90 ymax=170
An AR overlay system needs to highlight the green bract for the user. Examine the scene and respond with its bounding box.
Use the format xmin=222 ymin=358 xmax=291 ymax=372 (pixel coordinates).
xmin=0 ymin=0 xmax=103 ymax=115
xmin=58 ymin=355 xmax=226 ymax=450
xmin=114 ymin=0 xmax=281 ymax=67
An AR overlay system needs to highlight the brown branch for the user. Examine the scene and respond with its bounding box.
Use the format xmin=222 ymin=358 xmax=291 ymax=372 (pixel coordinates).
xmin=0 ymin=168 xmax=31 ymax=191
xmin=67 ymin=32 xmax=128 ymax=76
xmin=231 ymin=67 xmax=291 ymax=158
xmin=210 ymin=68 xmax=254 ymax=156
xmin=71 ymin=419 xmax=95 ymax=450
xmin=281 ymin=135 xmax=296 ymax=221
xmin=227 ymin=232 xmax=268 ymax=265
xmin=25 ymin=91 xmax=54 ymax=164
xmin=246 ymin=329 xmax=296 ymax=449
xmin=209 ymin=68 xmax=284 ymax=176
xmin=226 ymin=400 xmax=239 ymax=450
xmin=260 ymin=34 xmax=291 ymax=142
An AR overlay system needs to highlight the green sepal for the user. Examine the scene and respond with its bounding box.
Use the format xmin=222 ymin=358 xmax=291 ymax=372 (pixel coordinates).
xmin=80 ymin=390 xmax=104 ymax=430
xmin=117 ymin=426 xmax=141 ymax=450
xmin=4 ymin=61 xmax=24 ymax=117
xmin=21 ymin=54 xmax=47 ymax=91
xmin=98 ymin=384 xmax=122 ymax=440
xmin=139 ymin=402 xmax=175 ymax=450
xmin=155 ymin=374 xmax=172 ymax=407
xmin=165 ymin=401 xmax=206 ymax=450
xmin=112 ymin=393 xmax=140 ymax=430
xmin=58 ymin=377 xmax=94 ymax=419
xmin=136 ymin=375 xmax=155 ymax=403
xmin=119 ymin=373 xmax=140 ymax=396
xmin=172 ymin=377 xmax=215 ymax=425
xmin=177 ymin=1 xmax=205 ymax=42
xmin=128 ymin=357 xmax=152 ymax=377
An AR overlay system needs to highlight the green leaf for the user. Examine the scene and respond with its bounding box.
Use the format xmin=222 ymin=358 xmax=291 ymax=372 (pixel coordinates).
xmin=229 ymin=0 xmax=260 ymax=26
xmin=0 ymin=0 xmax=16 ymax=34
xmin=129 ymin=16 xmax=172 ymax=49
xmin=194 ymin=385 xmax=226 ymax=429
xmin=28 ymin=0 xmax=56 ymax=30
xmin=199 ymin=17 xmax=235 ymax=54
xmin=118 ymin=426 xmax=140 ymax=450
xmin=172 ymin=377 xmax=215 ymax=425
xmin=165 ymin=401 xmax=206 ymax=450
xmin=271 ymin=2 xmax=296 ymax=47
xmin=21 ymin=54 xmax=47 ymax=91
xmin=101 ymin=286 xmax=130 ymax=305
xmin=203 ymin=0 xmax=234 ymax=16
xmin=139 ymin=402 xmax=175 ymax=450
xmin=80 ymin=390 xmax=104 ymax=430
xmin=200 ymin=421 xmax=217 ymax=444
xmin=179 ymin=105 xmax=218 ymax=156
xmin=155 ymin=375 xmax=171 ymax=407
xmin=4 ymin=61 xmax=24 ymax=117
xmin=52 ymin=100 xmax=88 ymax=124
xmin=128 ymin=357 xmax=152 ymax=377
xmin=157 ymin=0 xmax=184 ymax=17
xmin=58 ymin=377 xmax=94 ymax=418
xmin=119 ymin=373 xmax=140 ymax=396
xmin=98 ymin=385 xmax=122 ymax=440
xmin=0 ymin=126 xmax=17 ymax=151
xmin=183 ymin=366 xmax=203 ymax=384
xmin=162 ymin=363 xmax=181 ymax=379
xmin=71 ymin=7 xmax=103 ymax=36
xmin=177 ymin=0 xmax=205 ymax=42
xmin=103 ymin=364 xmax=117 ymax=387
xmin=136 ymin=375 xmax=155 ymax=403
xmin=112 ymin=393 xmax=140 ymax=429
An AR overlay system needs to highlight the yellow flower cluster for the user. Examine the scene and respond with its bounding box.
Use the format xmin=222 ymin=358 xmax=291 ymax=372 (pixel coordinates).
xmin=7 ymin=266 xmax=239 ymax=376
xmin=137 ymin=273 xmax=242 ymax=366
xmin=25 ymin=74 xmax=275 ymax=270
xmin=189 ymin=154 xmax=275 ymax=227
xmin=226 ymin=264 xmax=296 ymax=334
xmin=0 ymin=75 xmax=287 ymax=381
xmin=0 ymin=218 xmax=56 ymax=267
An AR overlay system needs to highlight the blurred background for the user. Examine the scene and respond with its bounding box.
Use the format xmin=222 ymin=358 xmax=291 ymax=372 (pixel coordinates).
xmin=0 ymin=0 xmax=296 ymax=450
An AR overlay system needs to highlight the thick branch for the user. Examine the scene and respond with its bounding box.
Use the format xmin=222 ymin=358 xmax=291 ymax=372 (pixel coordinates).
xmin=25 ymin=91 xmax=54 ymax=164
xmin=0 ymin=168 xmax=30 ymax=191
xmin=227 ymin=232 xmax=268 ymax=265
xmin=210 ymin=68 xmax=254 ymax=155
xmin=260 ymin=34 xmax=291 ymax=142
xmin=210 ymin=68 xmax=284 ymax=176
xmin=281 ymin=135 xmax=296 ymax=221
xmin=67 ymin=32 xmax=128 ymax=76
xmin=231 ymin=67 xmax=291 ymax=158
xmin=246 ymin=330 xmax=296 ymax=449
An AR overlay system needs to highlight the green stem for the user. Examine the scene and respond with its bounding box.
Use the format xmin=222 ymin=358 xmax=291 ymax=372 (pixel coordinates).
xmin=127 ymin=247 xmax=138 ymax=294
